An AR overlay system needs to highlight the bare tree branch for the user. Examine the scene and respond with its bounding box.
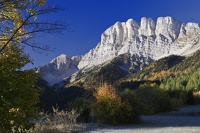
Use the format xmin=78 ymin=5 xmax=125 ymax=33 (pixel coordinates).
xmin=0 ymin=1 xmax=68 ymax=54
xmin=0 ymin=13 xmax=34 ymax=53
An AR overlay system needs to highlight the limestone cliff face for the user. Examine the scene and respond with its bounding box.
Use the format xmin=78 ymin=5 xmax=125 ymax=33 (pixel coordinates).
xmin=78 ymin=16 xmax=199 ymax=69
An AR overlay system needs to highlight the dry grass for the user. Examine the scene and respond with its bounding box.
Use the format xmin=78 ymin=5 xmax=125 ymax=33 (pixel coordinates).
xmin=28 ymin=107 xmax=85 ymax=133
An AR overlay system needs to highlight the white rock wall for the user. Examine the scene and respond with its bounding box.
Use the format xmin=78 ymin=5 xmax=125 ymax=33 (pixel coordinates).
xmin=78 ymin=16 xmax=199 ymax=69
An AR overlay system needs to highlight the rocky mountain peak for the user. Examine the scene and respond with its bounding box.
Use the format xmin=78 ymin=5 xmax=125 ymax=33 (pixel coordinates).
xmin=50 ymin=54 xmax=70 ymax=70
xmin=78 ymin=16 xmax=200 ymax=69
xmin=37 ymin=54 xmax=81 ymax=86
xmin=155 ymin=16 xmax=182 ymax=41
xmin=38 ymin=16 xmax=200 ymax=85
xmin=139 ymin=17 xmax=156 ymax=37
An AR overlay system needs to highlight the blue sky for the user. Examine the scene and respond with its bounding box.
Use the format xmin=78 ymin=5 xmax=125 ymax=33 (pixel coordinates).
xmin=25 ymin=0 xmax=200 ymax=69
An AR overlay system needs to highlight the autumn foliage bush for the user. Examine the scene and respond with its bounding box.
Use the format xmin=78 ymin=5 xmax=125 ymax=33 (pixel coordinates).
xmin=93 ymin=84 xmax=141 ymax=125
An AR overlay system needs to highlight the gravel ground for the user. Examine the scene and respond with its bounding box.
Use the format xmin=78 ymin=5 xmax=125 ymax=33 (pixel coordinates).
xmin=80 ymin=105 xmax=200 ymax=133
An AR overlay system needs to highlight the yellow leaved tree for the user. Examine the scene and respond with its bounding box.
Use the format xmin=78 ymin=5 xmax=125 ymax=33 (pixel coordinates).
xmin=0 ymin=0 xmax=66 ymax=132
xmin=94 ymin=84 xmax=141 ymax=125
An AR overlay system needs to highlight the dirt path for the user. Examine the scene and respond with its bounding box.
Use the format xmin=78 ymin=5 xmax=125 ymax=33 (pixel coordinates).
xmin=81 ymin=105 xmax=200 ymax=133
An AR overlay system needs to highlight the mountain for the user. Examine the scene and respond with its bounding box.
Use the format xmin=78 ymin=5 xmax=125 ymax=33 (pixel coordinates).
xmin=78 ymin=16 xmax=199 ymax=69
xmin=38 ymin=16 xmax=200 ymax=86
xmin=37 ymin=54 xmax=81 ymax=85
xmin=62 ymin=53 xmax=135 ymax=88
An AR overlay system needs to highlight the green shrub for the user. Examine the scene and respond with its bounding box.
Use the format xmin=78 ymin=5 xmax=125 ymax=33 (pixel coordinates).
xmin=170 ymin=98 xmax=181 ymax=110
xmin=170 ymin=92 xmax=186 ymax=110
xmin=186 ymin=90 xmax=195 ymax=105
xmin=178 ymin=92 xmax=186 ymax=106
xmin=73 ymin=97 xmax=91 ymax=122
xmin=119 ymin=89 xmax=142 ymax=123
xmin=136 ymin=83 xmax=171 ymax=114
xmin=193 ymin=91 xmax=200 ymax=104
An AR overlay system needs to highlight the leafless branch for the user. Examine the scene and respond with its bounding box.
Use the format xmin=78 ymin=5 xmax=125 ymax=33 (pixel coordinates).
xmin=0 ymin=1 xmax=68 ymax=54
xmin=0 ymin=14 xmax=33 ymax=53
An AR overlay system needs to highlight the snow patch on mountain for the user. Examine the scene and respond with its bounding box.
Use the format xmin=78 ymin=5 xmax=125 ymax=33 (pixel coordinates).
xmin=37 ymin=54 xmax=82 ymax=86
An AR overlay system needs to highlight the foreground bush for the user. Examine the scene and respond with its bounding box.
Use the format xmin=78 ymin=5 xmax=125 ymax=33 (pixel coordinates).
xmin=73 ymin=97 xmax=91 ymax=122
xmin=186 ymin=90 xmax=195 ymax=104
xmin=193 ymin=90 xmax=200 ymax=104
xmin=136 ymin=83 xmax=171 ymax=114
xmin=28 ymin=107 xmax=83 ymax=133
xmin=94 ymin=84 xmax=141 ymax=125
xmin=119 ymin=89 xmax=142 ymax=123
